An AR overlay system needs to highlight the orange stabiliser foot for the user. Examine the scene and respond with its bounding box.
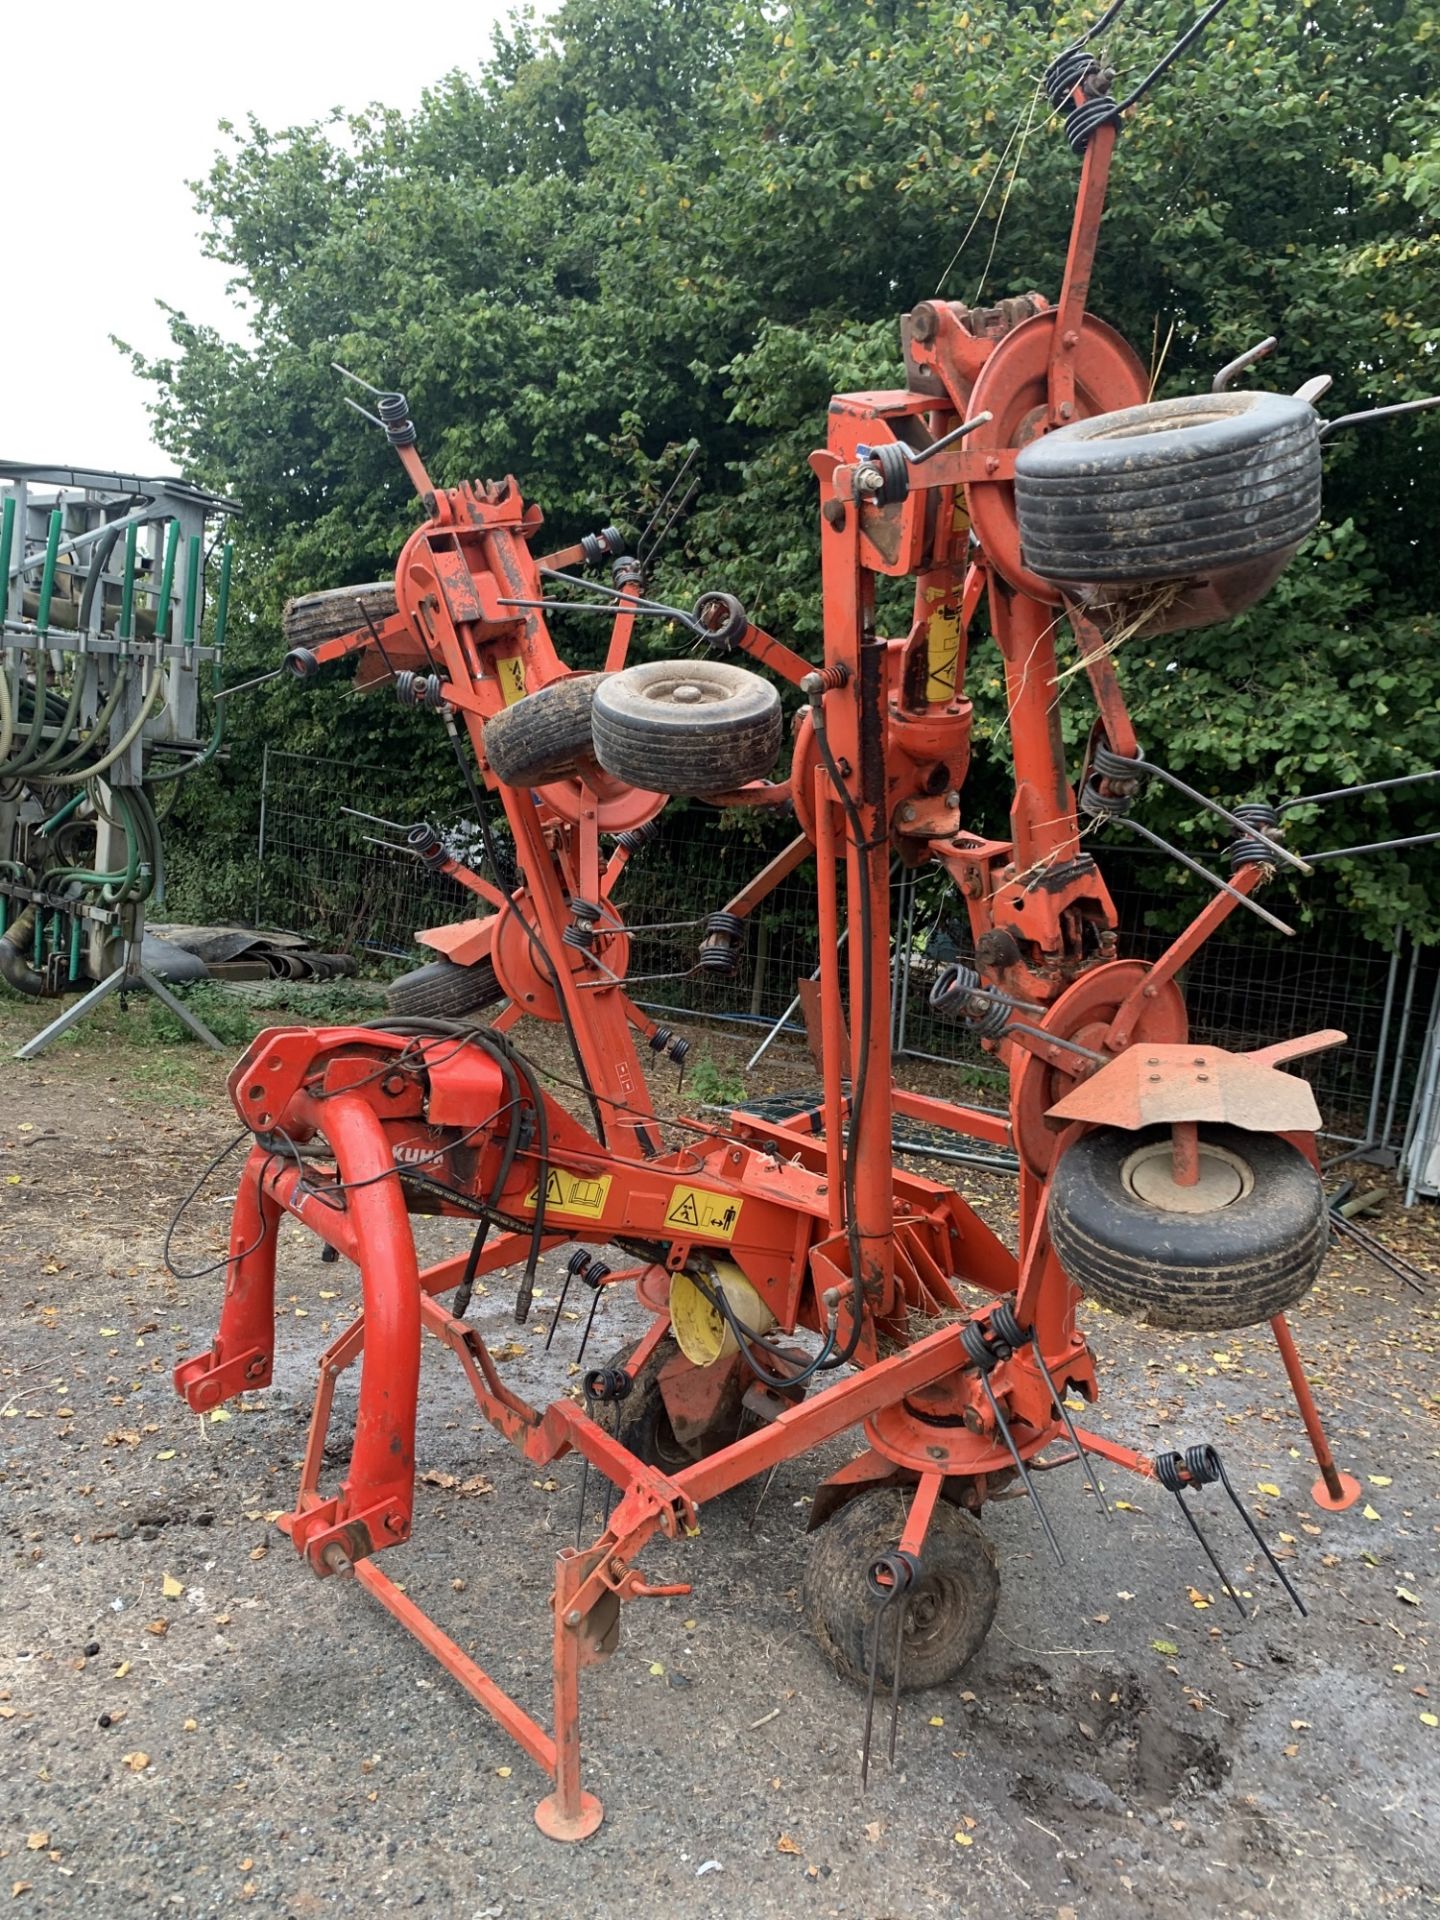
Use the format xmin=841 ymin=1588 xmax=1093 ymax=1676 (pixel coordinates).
xmin=534 ymin=1791 xmax=604 ymax=1842
xmin=1312 ymin=1468 xmax=1363 ymax=1512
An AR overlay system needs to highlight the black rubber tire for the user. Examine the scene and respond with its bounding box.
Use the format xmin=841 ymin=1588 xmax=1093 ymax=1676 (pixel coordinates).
xmin=283 ymin=582 xmax=397 ymax=645
xmin=591 ymin=659 xmax=783 ymax=795
xmin=589 ymin=1335 xmax=697 ymax=1472
xmin=384 ymin=957 xmax=506 ymax=1019
xmin=804 ymin=1490 xmax=999 ymax=1693
xmin=1049 ymin=1123 xmax=1328 ymax=1333
xmin=483 ymin=675 xmax=605 ymax=788
xmin=1013 ymin=390 xmax=1321 ymax=584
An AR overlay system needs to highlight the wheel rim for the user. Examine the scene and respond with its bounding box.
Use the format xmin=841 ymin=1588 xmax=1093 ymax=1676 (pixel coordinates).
xmin=1121 ymin=1138 xmax=1255 ymax=1214
xmin=902 ymin=1571 xmax=974 ymax=1664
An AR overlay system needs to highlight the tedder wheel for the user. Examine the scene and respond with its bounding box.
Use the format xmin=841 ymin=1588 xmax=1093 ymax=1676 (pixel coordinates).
xmin=1049 ymin=1123 xmax=1329 ymax=1333
xmin=589 ymin=1334 xmax=700 ymax=1472
xmin=385 ymin=956 xmax=506 ymax=1019
xmin=483 ymin=674 xmax=606 ymax=788
xmin=1013 ymin=390 xmax=1321 ymax=585
xmin=803 ymin=1490 xmax=999 ymax=1693
xmin=282 ymin=581 xmax=397 ymax=645
xmin=590 ymin=659 xmax=783 ymax=796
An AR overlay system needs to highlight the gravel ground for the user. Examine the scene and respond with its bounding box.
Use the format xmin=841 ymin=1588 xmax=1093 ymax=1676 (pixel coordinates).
xmin=0 ymin=996 xmax=1437 ymax=1919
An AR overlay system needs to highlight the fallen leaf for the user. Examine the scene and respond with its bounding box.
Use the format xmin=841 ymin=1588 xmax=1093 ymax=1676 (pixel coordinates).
xmin=649 ymin=1662 xmax=666 ymax=1677
xmin=1396 ymin=1586 xmax=1422 ymax=1607
xmin=1420 ymin=1712 xmax=1439 ymax=1729
xmin=928 ymin=1716 xmax=944 ymax=1727
xmin=183 ymin=1719 xmax=198 ymax=1732
xmin=953 ymin=1832 xmax=974 ymax=1847
xmin=1290 ymin=1719 xmax=1311 ymax=1731
xmin=1362 ymin=1504 xmax=1381 ymax=1521
xmin=864 ymin=1821 xmax=881 ymax=1843
xmin=113 ymin=1661 xmax=132 ymax=1679
xmin=208 ymin=1408 xmax=231 ymax=1424
xmin=121 ymin=1751 xmax=150 ymax=1771
xmin=776 ymin=1834 xmax=802 ymax=1855
xmin=421 ymin=1470 xmax=457 ymax=1489
xmin=146 ymin=1619 xmax=169 ymax=1638
xmin=162 ymin=1574 xmax=184 ymax=1599
xmin=495 ymin=1766 xmax=512 ymax=1778
xmin=12 ymin=1884 xmax=31 ymax=1899
xmin=1282 ymin=1743 xmax=1299 ymax=1757
xmin=1115 ymin=1500 xmax=1138 ymax=1512
xmin=1257 ymin=1482 xmax=1282 ymax=1498
xmin=156 ymin=1451 xmax=176 ymax=1462
xmin=248 ymin=1546 xmax=267 ymax=1562
xmin=1151 ymin=1639 xmax=1179 ymax=1656
xmin=1368 ymin=1475 xmax=1392 ymax=1488
xmin=23 ymin=1838 xmax=47 ymax=1854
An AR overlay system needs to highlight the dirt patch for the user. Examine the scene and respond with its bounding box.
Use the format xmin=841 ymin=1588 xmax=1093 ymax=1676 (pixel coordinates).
xmin=0 ymin=989 xmax=1437 ymax=1918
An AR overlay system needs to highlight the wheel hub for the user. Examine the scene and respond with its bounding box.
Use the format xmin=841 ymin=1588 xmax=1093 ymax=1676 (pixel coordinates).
xmin=1121 ymin=1138 xmax=1254 ymax=1214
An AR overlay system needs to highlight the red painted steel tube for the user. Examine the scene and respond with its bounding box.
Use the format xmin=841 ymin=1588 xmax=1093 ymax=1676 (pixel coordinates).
xmin=815 ymin=764 xmax=845 ymax=1234
xmin=293 ymin=1090 xmax=423 ymax=1536
xmin=1269 ymin=1314 xmax=1360 ymax=1508
xmin=174 ymin=1145 xmax=282 ymax=1411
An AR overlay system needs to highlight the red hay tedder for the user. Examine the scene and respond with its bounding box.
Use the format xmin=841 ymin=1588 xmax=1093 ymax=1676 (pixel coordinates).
xmin=175 ymin=6 xmax=1439 ymax=1841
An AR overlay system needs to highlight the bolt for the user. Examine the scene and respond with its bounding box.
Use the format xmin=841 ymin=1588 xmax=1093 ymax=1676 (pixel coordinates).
xmin=245 ymin=1357 xmax=267 ymax=1380
xmin=1149 ymin=1074 xmax=1161 ymax=1083
xmin=985 ymin=455 xmax=1000 ymax=475
xmin=1197 ymin=1073 xmax=1209 ymax=1082
xmin=900 ymin=802 xmax=917 ymax=823
xmin=320 ymin=1543 xmax=351 ymax=1575
xmin=945 ymin=790 xmax=960 ymax=808
xmin=1063 ymin=329 xmax=1079 ymax=348
xmin=822 ymin=499 xmax=846 ymax=529
xmin=565 ymin=1609 xmax=582 ymax=1627
xmin=385 ymin=1510 xmax=406 ymax=1534
xmin=1059 ymin=403 xmax=1074 ymax=420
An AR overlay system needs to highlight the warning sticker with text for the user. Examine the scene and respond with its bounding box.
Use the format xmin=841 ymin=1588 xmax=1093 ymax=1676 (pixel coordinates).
xmin=523 ymin=1169 xmax=612 ymax=1221
xmin=663 ymin=1186 xmax=743 ymax=1240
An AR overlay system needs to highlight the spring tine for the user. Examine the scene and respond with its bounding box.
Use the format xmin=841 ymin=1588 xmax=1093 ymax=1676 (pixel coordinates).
xmin=747 ymin=1460 xmax=781 ymax=1534
xmin=576 ymin=1287 xmax=605 ymax=1365
xmin=887 ymin=1599 xmax=906 ymax=1767
xmin=1138 ymin=758 xmax=1309 ymax=875
xmin=1212 ymin=1457 xmax=1308 ymax=1617
xmin=1165 ymin=1486 xmax=1246 ymax=1617
xmin=1034 ymin=1354 xmax=1110 ymax=1517
xmin=860 ymin=1607 xmax=884 ymax=1789
xmin=1113 ymin=813 xmax=1295 ymax=935
xmin=637 ymin=447 xmax=699 ymax=560
xmin=978 ymin=1372 xmax=1064 ymax=1567
xmin=544 ymin=1267 xmax=577 ymax=1350
xmin=642 ymin=478 xmax=701 ymax=568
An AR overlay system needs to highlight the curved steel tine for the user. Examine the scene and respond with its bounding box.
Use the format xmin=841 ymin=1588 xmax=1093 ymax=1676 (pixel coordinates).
xmin=861 ymin=1607 xmax=884 ymax=1788
xmin=544 ymin=1267 xmax=576 ymax=1351
xmin=1166 ymin=1485 xmax=1246 ymax=1617
xmin=1111 ymin=814 xmax=1295 ymax=936
xmin=1212 ymin=1457 xmax=1308 ymax=1616
xmin=1136 ymin=758 xmax=1310 ymax=874
xmin=1032 ymin=1350 xmax=1110 ymax=1517
xmin=978 ymin=1372 xmax=1065 ymax=1567
xmin=1213 ymin=336 xmax=1277 ymax=393
xmin=576 ymin=1287 xmax=605 ymax=1365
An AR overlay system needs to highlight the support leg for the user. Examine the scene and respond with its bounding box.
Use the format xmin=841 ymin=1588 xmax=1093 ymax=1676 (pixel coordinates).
xmin=1270 ymin=1314 xmax=1362 ymax=1511
xmin=535 ymin=1549 xmax=604 ymax=1842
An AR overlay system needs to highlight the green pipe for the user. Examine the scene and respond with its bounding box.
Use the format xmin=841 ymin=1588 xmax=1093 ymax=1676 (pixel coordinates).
xmin=39 ymin=791 xmax=85 ymax=836
xmin=153 ymin=521 xmax=180 ymax=643
xmin=213 ymin=542 xmax=233 ymax=647
xmin=35 ymin=510 xmax=62 ymax=633
xmin=68 ymin=914 xmax=82 ymax=984
xmin=0 ymin=496 xmax=15 ymax=610
xmin=22 ymin=657 xmax=91 ymax=775
xmin=119 ymin=524 xmax=137 ymax=642
xmin=182 ymin=533 xmax=201 ymax=642
xmin=46 ymin=661 xmax=130 ymax=775
xmin=32 ymin=908 xmax=43 ymax=968
xmin=49 ymin=666 xmax=164 ymax=784
xmin=0 ymin=896 xmax=6 ymax=939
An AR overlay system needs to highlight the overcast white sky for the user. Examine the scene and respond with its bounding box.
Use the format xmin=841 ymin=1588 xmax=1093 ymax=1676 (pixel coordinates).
xmin=2 ymin=1 xmax=523 ymax=477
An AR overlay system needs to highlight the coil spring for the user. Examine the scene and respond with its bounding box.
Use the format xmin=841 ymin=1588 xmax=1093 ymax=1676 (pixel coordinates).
xmin=566 ymin=1247 xmax=593 ymax=1278
xmin=615 ymin=819 xmax=660 ymax=853
xmin=648 ymin=1025 xmax=674 ymax=1052
xmin=405 ymin=823 xmax=445 ymax=866
xmin=562 ymin=921 xmax=596 ymax=953
xmin=698 ymin=911 xmax=745 ymax=975
xmin=1226 ymin=802 xmax=1283 ymax=873
xmin=693 ymin=590 xmax=748 ymax=651
xmin=1080 ymin=741 xmax=1147 ymax=820
xmin=377 ymin=391 xmax=418 ymax=448
xmin=582 ymin=1365 xmax=631 ymax=1404
xmin=865 ymin=1548 xmax=920 ymax=1602
xmin=1154 ymin=1444 xmax=1223 ymax=1494
xmin=960 ymin=1318 xmax=998 ymax=1373
xmin=1064 ymin=92 xmax=1124 ymax=154
xmin=579 ymin=525 xmax=626 ymax=568
xmin=396 ymin=670 xmax=445 ymax=710
xmin=568 ymin=895 xmax=603 ymax=921
xmin=1043 ymin=44 xmax=1098 ymax=108
xmin=989 ymin=1301 xmax=1028 ymax=1354
xmin=582 ymin=1260 xmax=611 ymax=1291
xmin=612 ymin=556 xmax=647 ymax=592
xmin=854 ymin=439 xmax=910 ymax=507
xmin=927 ymin=961 xmax=1011 ymax=1040
xmin=668 ymin=1035 xmax=690 ymax=1067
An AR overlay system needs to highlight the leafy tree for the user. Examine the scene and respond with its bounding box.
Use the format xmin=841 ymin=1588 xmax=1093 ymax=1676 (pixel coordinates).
xmin=131 ymin=0 xmax=1440 ymax=934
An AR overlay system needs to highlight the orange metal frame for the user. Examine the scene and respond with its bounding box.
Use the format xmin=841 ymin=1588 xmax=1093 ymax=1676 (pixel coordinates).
xmin=176 ymin=83 xmax=1361 ymax=1840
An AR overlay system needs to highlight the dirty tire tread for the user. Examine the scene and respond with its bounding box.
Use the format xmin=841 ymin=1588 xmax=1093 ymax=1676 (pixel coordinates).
xmin=1049 ymin=1124 xmax=1328 ymax=1333
xmin=591 ymin=660 xmax=783 ymax=796
xmin=803 ymin=1491 xmax=999 ymax=1694
xmin=384 ymin=957 xmax=505 ymax=1020
xmin=283 ymin=582 xmax=397 ymax=647
xmin=1014 ymin=390 xmax=1321 ymax=584
xmin=483 ymin=675 xmax=606 ymax=788
xmin=590 ymin=1335 xmax=695 ymax=1471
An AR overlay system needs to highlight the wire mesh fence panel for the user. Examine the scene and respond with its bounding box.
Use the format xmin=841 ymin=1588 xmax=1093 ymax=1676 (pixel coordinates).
xmin=250 ymin=752 xmax=1433 ymax=1150
xmin=256 ymin=749 xmax=474 ymax=957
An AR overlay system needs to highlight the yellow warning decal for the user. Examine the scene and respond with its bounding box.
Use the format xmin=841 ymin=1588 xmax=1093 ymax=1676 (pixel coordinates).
xmin=925 ymin=609 xmax=961 ymax=705
xmin=523 ymin=1169 xmax=612 ymax=1220
xmin=664 ymin=1186 xmax=743 ymax=1240
xmin=495 ymin=655 xmax=527 ymax=705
